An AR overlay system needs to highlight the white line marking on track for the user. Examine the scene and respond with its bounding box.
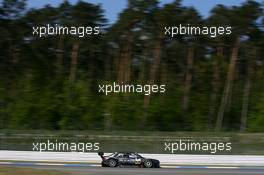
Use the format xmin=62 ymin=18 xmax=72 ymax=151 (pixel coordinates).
xmin=35 ymin=163 xmax=65 ymax=166
xmin=162 ymin=166 xmax=183 ymax=168
xmin=0 ymin=162 xmax=12 ymax=165
xmin=206 ymin=166 xmax=239 ymax=169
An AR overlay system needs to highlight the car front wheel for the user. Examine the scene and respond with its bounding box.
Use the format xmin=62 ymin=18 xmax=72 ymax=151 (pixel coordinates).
xmin=144 ymin=160 xmax=153 ymax=168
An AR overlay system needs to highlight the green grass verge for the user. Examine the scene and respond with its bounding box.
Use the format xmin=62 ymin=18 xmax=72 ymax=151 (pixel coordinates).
xmin=0 ymin=130 xmax=263 ymax=155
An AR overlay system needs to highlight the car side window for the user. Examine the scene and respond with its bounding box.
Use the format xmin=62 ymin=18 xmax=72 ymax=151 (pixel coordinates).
xmin=116 ymin=153 xmax=124 ymax=158
xmin=123 ymin=153 xmax=129 ymax=158
xmin=129 ymin=154 xmax=137 ymax=159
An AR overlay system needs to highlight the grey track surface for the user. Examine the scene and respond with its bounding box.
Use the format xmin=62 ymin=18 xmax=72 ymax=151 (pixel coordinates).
xmin=2 ymin=165 xmax=264 ymax=175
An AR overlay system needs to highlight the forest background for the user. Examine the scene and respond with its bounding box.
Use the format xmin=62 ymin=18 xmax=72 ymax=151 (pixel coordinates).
xmin=1 ymin=0 xmax=264 ymax=133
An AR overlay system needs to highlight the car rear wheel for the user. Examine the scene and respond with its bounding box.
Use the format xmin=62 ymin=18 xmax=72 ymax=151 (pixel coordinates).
xmin=144 ymin=160 xmax=153 ymax=168
xmin=108 ymin=159 xmax=117 ymax=167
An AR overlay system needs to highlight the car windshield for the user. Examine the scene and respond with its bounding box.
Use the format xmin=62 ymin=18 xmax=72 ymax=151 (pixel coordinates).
xmin=134 ymin=153 xmax=143 ymax=158
xmin=107 ymin=153 xmax=116 ymax=157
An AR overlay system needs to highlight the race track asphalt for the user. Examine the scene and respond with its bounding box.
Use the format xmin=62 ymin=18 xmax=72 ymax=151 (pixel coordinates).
xmin=2 ymin=165 xmax=264 ymax=175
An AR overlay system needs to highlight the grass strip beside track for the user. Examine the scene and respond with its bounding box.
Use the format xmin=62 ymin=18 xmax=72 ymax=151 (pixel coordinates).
xmin=0 ymin=130 xmax=263 ymax=154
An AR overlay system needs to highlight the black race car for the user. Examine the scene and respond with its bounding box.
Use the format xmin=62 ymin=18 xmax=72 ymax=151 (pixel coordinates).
xmin=98 ymin=152 xmax=160 ymax=168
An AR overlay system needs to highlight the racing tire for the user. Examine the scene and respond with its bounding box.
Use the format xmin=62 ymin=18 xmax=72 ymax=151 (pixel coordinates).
xmin=101 ymin=163 xmax=107 ymax=167
xmin=108 ymin=159 xmax=117 ymax=167
xmin=144 ymin=160 xmax=153 ymax=168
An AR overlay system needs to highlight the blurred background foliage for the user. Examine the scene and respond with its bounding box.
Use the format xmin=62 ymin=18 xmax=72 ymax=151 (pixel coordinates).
xmin=0 ymin=0 xmax=264 ymax=132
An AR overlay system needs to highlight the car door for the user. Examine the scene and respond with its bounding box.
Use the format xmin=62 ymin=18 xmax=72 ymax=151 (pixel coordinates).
xmin=116 ymin=153 xmax=126 ymax=165
xmin=128 ymin=153 xmax=140 ymax=165
xmin=119 ymin=153 xmax=134 ymax=165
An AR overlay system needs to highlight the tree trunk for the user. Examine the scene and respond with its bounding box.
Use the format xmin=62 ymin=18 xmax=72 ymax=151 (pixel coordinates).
xmin=160 ymin=60 xmax=168 ymax=85
xmin=240 ymin=47 xmax=256 ymax=132
xmin=117 ymin=19 xmax=140 ymax=84
xmin=143 ymin=34 xmax=162 ymax=104
xmin=117 ymin=32 xmax=132 ymax=84
xmin=10 ymin=47 xmax=20 ymax=64
xmin=182 ymin=46 xmax=194 ymax=112
xmin=215 ymin=38 xmax=240 ymax=131
xmin=208 ymin=46 xmax=223 ymax=129
xmin=141 ymin=33 xmax=163 ymax=127
xmin=138 ymin=44 xmax=148 ymax=83
xmin=56 ymin=35 xmax=64 ymax=76
xmin=69 ymin=41 xmax=80 ymax=83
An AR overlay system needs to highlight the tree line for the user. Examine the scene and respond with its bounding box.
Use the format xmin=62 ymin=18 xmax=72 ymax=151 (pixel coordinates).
xmin=0 ymin=0 xmax=264 ymax=132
